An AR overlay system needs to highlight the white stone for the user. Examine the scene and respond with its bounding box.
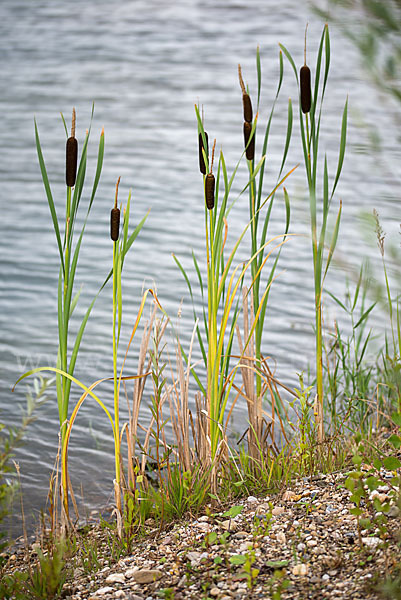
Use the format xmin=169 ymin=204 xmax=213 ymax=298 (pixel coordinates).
xmin=292 ymin=563 xmax=309 ymax=576
xmin=93 ymin=587 xmax=115 ymax=596
xmin=362 ymin=536 xmax=382 ymax=548
xmin=322 ymin=574 xmax=330 ymax=581
xmin=307 ymin=539 xmax=317 ymax=547
xmin=105 ymin=573 xmax=125 ymax=584
xmin=272 ymin=506 xmax=285 ymax=516
xmin=125 ymin=567 xmax=139 ymax=577
xmin=247 ymin=495 xmax=258 ymax=503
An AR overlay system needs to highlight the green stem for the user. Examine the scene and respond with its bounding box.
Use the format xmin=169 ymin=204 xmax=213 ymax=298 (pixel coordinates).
xmin=112 ymin=242 xmax=120 ymax=497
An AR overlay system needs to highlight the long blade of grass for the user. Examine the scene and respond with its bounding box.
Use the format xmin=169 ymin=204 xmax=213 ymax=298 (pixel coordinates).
xmin=88 ymin=128 xmax=105 ymax=212
xmin=34 ymin=119 xmax=64 ymax=272
xmin=331 ymin=98 xmax=348 ymax=198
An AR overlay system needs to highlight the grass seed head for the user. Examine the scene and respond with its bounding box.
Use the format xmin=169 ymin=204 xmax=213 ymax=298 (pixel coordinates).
xmin=199 ymin=131 xmax=209 ymax=175
xmin=65 ymin=108 xmax=78 ymax=187
xmin=300 ymin=65 xmax=311 ymax=114
xmin=243 ymin=121 xmax=255 ymax=161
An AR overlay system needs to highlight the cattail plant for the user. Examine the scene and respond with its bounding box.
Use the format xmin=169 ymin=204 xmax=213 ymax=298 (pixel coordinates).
xmin=280 ymin=25 xmax=348 ymax=443
xmin=15 ymin=110 xmax=150 ymax=523
xmin=174 ymin=104 xmax=294 ymax=492
xmin=236 ymin=53 xmax=293 ymax=461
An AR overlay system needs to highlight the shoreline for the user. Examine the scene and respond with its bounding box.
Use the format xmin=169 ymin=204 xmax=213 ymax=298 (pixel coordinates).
xmin=3 ymin=467 xmax=400 ymax=600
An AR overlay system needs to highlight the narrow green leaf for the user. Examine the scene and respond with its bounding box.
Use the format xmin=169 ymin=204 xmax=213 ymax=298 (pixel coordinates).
xmin=88 ymin=128 xmax=105 ymax=212
xmin=353 ymin=302 xmax=377 ymax=330
xmin=331 ymin=98 xmax=348 ymax=198
xmin=34 ymin=119 xmax=64 ymax=272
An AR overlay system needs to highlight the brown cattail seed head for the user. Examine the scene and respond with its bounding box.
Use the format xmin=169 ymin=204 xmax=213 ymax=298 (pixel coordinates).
xmin=300 ymin=65 xmax=311 ymax=114
xmin=110 ymin=176 xmax=121 ymax=241
xmin=243 ymin=121 xmax=255 ymax=161
xmin=199 ymin=131 xmax=208 ymax=175
xmin=110 ymin=208 xmax=120 ymax=241
xmin=242 ymin=93 xmax=253 ymax=123
xmin=205 ymin=173 xmax=215 ymax=210
xmin=66 ymin=108 xmax=78 ymax=187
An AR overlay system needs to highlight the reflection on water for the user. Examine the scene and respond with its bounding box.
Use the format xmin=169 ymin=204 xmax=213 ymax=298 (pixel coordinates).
xmin=0 ymin=0 xmax=400 ymax=535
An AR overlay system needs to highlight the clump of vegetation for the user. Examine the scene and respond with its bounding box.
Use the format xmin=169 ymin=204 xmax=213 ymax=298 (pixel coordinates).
xmin=3 ymin=22 xmax=400 ymax=599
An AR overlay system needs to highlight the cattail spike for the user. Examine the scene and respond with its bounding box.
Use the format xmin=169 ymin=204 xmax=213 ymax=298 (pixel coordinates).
xmin=239 ymin=64 xmax=253 ymax=122
xmin=243 ymin=122 xmax=255 ymax=161
xmin=243 ymin=93 xmax=253 ymax=123
xmin=111 ymin=177 xmax=121 ymax=241
xmin=66 ymin=108 xmax=78 ymax=187
xmin=205 ymin=173 xmax=215 ymax=210
xmin=300 ymin=65 xmax=311 ymax=113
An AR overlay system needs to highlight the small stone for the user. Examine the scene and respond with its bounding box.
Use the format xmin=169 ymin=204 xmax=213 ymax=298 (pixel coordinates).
xmin=210 ymin=588 xmax=220 ymax=597
xmin=115 ymin=592 xmax=126 ymax=599
xmin=292 ymin=563 xmax=309 ymax=576
xmin=233 ymin=531 xmax=248 ymax=539
xmin=133 ymin=569 xmax=163 ymax=584
xmin=247 ymin=495 xmax=258 ymax=503
xmin=297 ymin=542 xmax=306 ymax=552
xmin=198 ymin=515 xmax=210 ymax=522
xmin=272 ymin=506 xmax=284 ymax=516
xmin=362 ymin=536 xmax=381 ymax=548
xmin=221 ymin=519 xmax=237 ymax=531
xmin=125 ymin=567 xmax=139 ymax=577
xmin=307 ymin=539 xmax=317 ymax=547
xmin=322 ymin=574 xmax=330 ymax=581
xmin=388 ymin=505 xmax=400 ymax=518
xmin=276 ymin=531 xmax=286 ymax=544
xmin=93 ymin=587 xmax=115 ymax=597
xmin=186 ymin=551 xmax=202 ymax=566
xmin=283 ymin=490 xmax=300 ymax=501
xmin=105 ymin=573 xmax=125 ymax=584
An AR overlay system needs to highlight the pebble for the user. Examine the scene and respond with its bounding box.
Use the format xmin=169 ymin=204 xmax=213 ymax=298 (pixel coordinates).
xmin=276 ymin=531 xmax=286 ymax=544
xmin=246 ymin=495 xmax=258 ymax=503
xmin=133 ymin=569 xmax=163 ymax=584
xmin=105 ymin=573 xmax=125 ymax=584
xmin=92 ymin=587 xmax=115 ymax=596
xmin=388 ymin=505 xmax=400 ymax=517
xmin=292 ymin=563 xmax=309 ymax=576
xmin=272 ymin=506 xmax=284 ymax=516
xmin=362 ymin=536 xmax=382 ymax=548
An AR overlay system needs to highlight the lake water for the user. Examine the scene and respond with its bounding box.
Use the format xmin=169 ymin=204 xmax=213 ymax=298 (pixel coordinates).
xmin=1 ymin=0 xmax=400 ymax=536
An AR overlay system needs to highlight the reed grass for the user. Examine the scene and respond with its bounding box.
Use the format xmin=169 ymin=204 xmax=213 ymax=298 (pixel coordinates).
xmin=280 ymin=25 xmax=348 ymax=442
